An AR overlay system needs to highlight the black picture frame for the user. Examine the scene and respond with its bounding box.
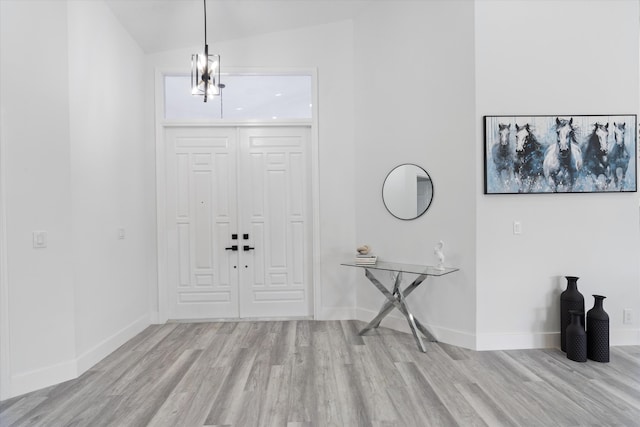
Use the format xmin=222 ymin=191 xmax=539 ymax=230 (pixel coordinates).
xmin=484 ymin=114 xmax=637 ymax=194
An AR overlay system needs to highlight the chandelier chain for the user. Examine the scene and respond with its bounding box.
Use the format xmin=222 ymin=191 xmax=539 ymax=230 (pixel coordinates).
xmin=203 ymin=0 xmax=208 ymax=46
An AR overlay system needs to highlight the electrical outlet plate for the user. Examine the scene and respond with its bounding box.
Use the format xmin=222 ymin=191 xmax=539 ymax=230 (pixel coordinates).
xmin=623 ymin=309 xmax=633 ymax=324
xmin=32 ymin=231 xmax=47 ymax=248
xmin=513 ymin=221 xmax=522 ymax=235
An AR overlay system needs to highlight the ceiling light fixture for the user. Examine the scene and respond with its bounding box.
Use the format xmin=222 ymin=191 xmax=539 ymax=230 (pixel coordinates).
xmin=191 ymin=0 xmax=223 ymax=102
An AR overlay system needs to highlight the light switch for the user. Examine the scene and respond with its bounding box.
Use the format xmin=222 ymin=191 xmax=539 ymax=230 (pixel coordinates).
xmin=33 ymin=231 xmax=47 ymax=248
xmin=117 ymin=228 xmax=125 ymax=240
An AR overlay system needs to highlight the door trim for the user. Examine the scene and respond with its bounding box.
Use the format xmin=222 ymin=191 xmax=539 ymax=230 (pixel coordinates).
xmin=154 ymin=68 xmax=320 ymax=323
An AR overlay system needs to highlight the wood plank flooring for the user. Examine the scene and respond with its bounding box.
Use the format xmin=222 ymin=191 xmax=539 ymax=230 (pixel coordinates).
xmin=1 ymin=320 xmax=639 ymax=426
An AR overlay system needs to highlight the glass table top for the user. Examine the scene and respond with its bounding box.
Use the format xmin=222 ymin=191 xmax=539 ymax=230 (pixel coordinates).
xmin=341 ymin=260 xmax=459 ymax=276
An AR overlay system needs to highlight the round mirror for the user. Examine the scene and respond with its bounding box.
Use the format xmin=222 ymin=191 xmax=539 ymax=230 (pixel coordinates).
xmin=382 ymin=164 xmax=434 ymax=220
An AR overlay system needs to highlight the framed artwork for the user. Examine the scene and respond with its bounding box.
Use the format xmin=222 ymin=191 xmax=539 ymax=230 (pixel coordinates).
xmin=484 ymin=115 xmax=637 ymax=194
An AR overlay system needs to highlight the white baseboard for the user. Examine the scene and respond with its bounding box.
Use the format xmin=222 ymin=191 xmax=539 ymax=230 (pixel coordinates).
xmin=318 ymin=306 xmax=356 ymax=321
xmin=435 ymin=325 xmax=477 ymax=350
xmin=475 ymin=328 xmax=640 ymax=351
xmin=355 ymin=307 xmax=476 ymax=350
xmin=476 ymin=332 xmax=559 ymax=351
xmin=611 ymin=328 xmax=640 ymax=346
xmin=76 ymin=315 xmax=150 ymax=374
xmin=10 ymin=359 xmax=78 ymax=399
xmin=9 ymin=315 xmax=150 ymax=399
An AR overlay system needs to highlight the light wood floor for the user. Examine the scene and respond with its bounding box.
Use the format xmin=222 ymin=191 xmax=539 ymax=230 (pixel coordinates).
xmin=1 ymin=320 xmax=639 ymax=426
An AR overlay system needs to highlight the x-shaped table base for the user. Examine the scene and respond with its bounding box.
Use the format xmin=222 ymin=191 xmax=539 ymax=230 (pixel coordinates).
xmin=359 ymin=269 xmax=436 ymax=352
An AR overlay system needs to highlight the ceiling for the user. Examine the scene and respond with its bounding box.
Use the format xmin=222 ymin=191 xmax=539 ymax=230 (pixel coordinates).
xmin=104 ymin=0 xmax=375 ymax=53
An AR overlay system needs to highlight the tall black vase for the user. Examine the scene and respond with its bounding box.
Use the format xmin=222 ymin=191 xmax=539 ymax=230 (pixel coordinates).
xmin=560 ymin=276 xmax=584 ymax=352
xmin=566 ymin=310 xmax=587 ymax=362
xmin=587 ymin=295 xmax=610 ymax=363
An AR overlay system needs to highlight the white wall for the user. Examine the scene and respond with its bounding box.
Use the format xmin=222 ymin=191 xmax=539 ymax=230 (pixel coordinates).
xmin=0 ymin=0 xmax=77 ymax=398
xmin=146 ymin=20 xmax=358 ymax=321
xmin=0 ymin=0 xmax=151 ymax=399
xmin=67 ymin=1 xmax=151 ymax=372
xmin=352 ymin=0 xmax=477 ymax=348
xmin=475 ymin=0 xmax=640 ymax=349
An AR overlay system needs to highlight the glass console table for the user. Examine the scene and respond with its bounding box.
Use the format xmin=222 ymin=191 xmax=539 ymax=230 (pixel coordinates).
xmin=342 ymin=260 xmax=459 ymax=352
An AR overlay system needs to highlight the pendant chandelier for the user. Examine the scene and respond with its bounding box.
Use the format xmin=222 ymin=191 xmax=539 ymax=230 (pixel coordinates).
xmin=191 ymin=0 xmax=222 ymax=102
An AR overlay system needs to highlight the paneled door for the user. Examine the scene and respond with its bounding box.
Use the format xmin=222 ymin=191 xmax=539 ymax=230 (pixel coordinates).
xmin=164 ymin=126 xmax=312 ymax=320
xmin=165 ymin=127 xmax=239 ymax=319
xmin=237 ymin=127 xmax=312 ymax=318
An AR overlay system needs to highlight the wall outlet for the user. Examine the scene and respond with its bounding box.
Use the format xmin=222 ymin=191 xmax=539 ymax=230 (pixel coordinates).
xmin=513 ymin=221 xmax=522 ymax=235
xmin=32 ymin=231 xmax=47 ymax=248
xmin=623 ymin=309 xmax=633 ymax=324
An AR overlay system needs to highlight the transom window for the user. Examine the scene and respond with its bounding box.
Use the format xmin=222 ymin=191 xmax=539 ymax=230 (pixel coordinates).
xmin=164 ymin=74 xmax=313 ymax=120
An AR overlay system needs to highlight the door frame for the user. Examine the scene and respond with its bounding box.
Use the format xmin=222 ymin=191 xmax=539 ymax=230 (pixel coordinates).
xmin=154 ymin=68 xmax=321 ymax=323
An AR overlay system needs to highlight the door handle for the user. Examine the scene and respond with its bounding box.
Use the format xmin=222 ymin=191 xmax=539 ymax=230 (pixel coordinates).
xmin=243 ymin=245 xmax=255 ymax=251
xmin=225 ymin=245 xmax=238 ymax=251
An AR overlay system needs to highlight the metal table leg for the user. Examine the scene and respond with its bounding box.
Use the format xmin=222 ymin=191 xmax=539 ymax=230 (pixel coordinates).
xmin=359 ymin=272 xmax=428 ymax=333
xmin=358 ymin=268 xmax=435 ymax=352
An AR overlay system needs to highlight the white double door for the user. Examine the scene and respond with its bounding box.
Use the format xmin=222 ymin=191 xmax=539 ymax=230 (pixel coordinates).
xmin=165 ymin=126 xmax=312 ymax=319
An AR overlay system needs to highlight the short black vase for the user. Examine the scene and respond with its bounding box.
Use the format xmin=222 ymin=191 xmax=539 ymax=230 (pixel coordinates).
xmin=587 ymin=295 xmax=609 ymax=363
xmin=566 ymin=310 xmax=587 ymax=362
xmin=560 ymin=276 xmax=584 ymax=352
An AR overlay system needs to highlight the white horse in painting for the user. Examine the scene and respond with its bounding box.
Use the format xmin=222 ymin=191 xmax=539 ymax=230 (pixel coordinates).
xmin=543 ymin=118 xmax=582 ymax=192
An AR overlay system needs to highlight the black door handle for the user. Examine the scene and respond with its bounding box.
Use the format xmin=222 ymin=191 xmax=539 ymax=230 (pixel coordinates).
xmin=225 ymin=245 xmax=238 ymax=251
xmin=243 ymin=245 xmax=255 ymax=251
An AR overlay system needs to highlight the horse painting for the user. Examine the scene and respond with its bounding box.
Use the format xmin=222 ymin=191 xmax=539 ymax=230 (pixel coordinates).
xmin=581 ymin=122 xmax=610 ymax=189
xmin=543 ymin=118 xmax=583 ymax=192
xmin=485 ymin=115 xmax=636 ymax=194
xmin=492 ymin=123 xmax=513 ymax=184
xmin=513 ymin=123 xmax=545 ymax=192
xmin=609 ymin=122 xmax=631 ymax=190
